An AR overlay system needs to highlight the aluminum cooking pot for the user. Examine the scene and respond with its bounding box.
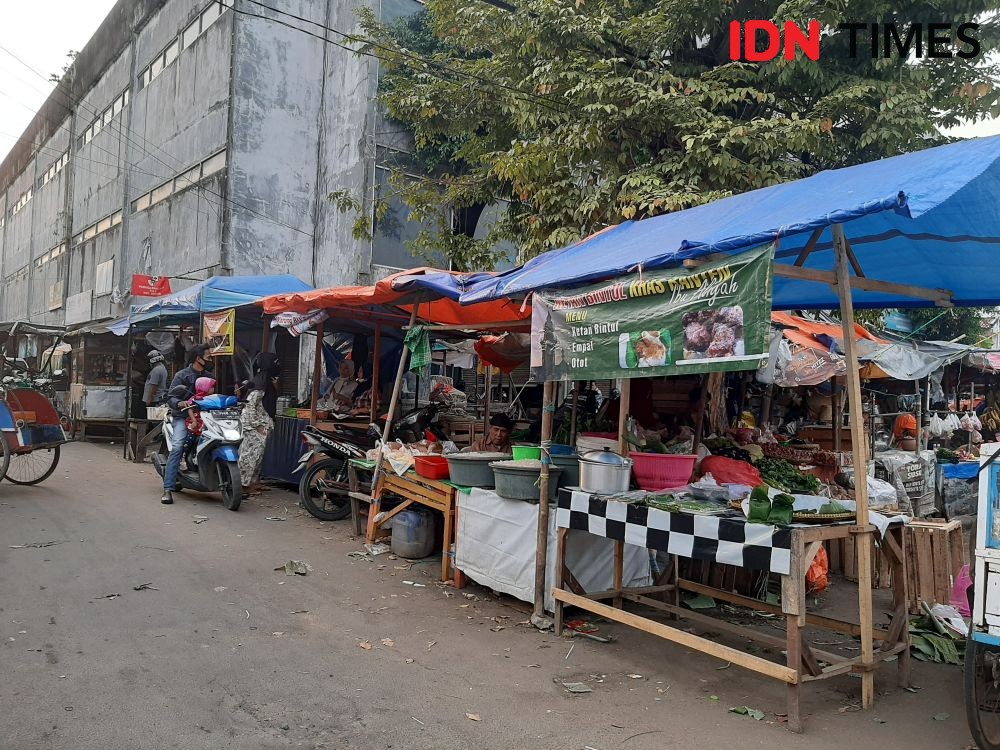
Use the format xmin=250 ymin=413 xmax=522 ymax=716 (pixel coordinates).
xmin=578 ymin=447 xmax=632 ymax=494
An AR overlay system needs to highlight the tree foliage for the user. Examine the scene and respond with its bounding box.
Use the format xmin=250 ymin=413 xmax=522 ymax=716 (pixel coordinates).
xmin=357 ymin=0 xmax=1000 ymax=270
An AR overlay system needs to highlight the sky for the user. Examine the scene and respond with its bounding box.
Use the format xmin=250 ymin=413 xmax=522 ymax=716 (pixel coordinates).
xmin=0 ymin=2 xmax=997 ymax=164
xmin=0 ymin=0 xmax=119 ymax=161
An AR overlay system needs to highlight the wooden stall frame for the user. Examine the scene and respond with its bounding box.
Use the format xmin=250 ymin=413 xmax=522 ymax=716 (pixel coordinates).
xmin=537 ymin=222 xmax=946 ymax=729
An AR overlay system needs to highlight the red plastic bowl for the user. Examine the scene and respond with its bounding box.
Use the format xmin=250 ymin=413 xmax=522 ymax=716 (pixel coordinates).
xmin=630 ymin=452 xmax=697 ymax=490
xmin=414 ymin=455 xmax=450 ymax=480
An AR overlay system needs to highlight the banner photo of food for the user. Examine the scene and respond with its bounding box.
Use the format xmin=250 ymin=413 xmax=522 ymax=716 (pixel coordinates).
xmin=530 ymin=244 xmax=774 ymax=381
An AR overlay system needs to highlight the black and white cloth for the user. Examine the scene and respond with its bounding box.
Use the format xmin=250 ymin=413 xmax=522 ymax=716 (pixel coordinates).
xmin=556 ymin=489 xmax=793 ymax=575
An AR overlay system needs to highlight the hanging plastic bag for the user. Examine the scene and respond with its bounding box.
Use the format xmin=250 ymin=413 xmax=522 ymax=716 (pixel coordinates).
xmin=946 ymin=412 xmax=963 ymax=432
xmin=929 ymin=413 xmax=945 ymax=437
xmin=971 ymin=411 xmax=983 ymax=431
xmin=960 ymin=413 xmax=974 ymax=431
xmin=951 ymin=564 xmax=973 ymax=617
xmin=806 ymin=546 xmax=829 ymax=594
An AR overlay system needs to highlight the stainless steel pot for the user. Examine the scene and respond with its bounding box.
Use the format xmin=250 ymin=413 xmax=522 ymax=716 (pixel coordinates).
xmin=578 ymin=447 xmax=632 ymax=494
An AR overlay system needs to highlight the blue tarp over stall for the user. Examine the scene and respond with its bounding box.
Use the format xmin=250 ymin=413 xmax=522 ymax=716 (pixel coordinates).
xmin=112 ymin=275 xmax=313 ymax=333
xmin=461 ymin=135 xmax=1000 ymax=310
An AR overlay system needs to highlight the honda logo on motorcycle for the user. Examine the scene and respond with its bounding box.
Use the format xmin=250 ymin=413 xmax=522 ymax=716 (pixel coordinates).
xmin=728 ymin=21 xmax=981 ymax=61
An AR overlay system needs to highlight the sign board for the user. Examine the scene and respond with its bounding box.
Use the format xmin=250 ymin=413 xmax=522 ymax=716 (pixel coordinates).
xmin=203 ymin=308 xmax=235 ymax=356
xmin=530 ymin=244 xmax=774 ymax=381
xmin=131 ymin=274 xmax=172 ymax=297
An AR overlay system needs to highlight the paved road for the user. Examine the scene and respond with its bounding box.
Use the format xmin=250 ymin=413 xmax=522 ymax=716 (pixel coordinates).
xmin=0 ymin=443 xmax=975 ymax=749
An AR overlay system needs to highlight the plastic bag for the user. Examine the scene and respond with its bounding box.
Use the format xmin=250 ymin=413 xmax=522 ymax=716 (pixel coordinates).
xmin=950 ymin=564 xmax=973 ymax=618
xmin=806 ymin=546 xmax=829 ymax=594
xmin=699 ymin=456 xmax=762 ymax=486
xmin=970 ymin=411 xmax=982 ymax=431
xmin=946 ymin=412 xmax=962 ymax=431
xmin=929 ymin=413 xmax=945 ymax=437
xmin=381 ymin=440 xmax=414 ymax=476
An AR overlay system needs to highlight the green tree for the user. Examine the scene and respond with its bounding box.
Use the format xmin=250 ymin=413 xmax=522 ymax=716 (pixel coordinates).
xmin=906 ymin=308 xmax=991 ymax=343
xmin=357 ymin=1 xmax=1000 ymax=269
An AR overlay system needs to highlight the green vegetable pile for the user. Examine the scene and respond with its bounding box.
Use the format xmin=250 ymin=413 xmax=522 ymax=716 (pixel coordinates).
xmin=755 ymin=458 xmax=822 ymax=494
xmin=795 ymin=500 xmax=851 ymax=516
xmin=935 ymin=447 xmax=960 ymax=464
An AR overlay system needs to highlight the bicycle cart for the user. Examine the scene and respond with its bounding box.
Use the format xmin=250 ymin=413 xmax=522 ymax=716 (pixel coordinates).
xmin=0 ymin=388 xmax=67 ymax=485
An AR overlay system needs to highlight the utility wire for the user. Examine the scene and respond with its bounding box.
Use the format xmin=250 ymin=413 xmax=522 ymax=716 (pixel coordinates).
xmin=0 ymin=42 xmax=311 ymax=238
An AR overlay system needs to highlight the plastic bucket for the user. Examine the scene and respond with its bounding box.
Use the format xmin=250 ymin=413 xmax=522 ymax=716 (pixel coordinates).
xmin=630 ymin=452 xmax=697 ymax=490
xmin=511 ymin=445 xmax=542 ymax=461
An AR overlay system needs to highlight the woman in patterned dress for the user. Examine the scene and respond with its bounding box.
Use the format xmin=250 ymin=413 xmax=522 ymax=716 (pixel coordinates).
xmin=239 ymin=353 xmax=280 ymax=494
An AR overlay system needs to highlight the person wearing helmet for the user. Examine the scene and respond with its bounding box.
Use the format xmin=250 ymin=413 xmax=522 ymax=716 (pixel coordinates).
xmin=143 ymin=350 xmax=169 ymax=408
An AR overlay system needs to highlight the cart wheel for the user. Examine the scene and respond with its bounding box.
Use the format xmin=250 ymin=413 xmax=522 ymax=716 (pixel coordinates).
xmin=0 ymin=435 xmax=9 ymax=483
xmin=5 ymin=445 xmax=60 ymax=485
xmin=967 ymin=635 xmax=1000 ymax=750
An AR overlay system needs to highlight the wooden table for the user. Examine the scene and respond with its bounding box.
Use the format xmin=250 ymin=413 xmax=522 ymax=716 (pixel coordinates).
xmin=551 ymin=494 xmax=910 ymax=733
xmin=351 ymin=460 xmax=459 ymax=583
xmin=125 ymin=419 xmax=161 ymax=463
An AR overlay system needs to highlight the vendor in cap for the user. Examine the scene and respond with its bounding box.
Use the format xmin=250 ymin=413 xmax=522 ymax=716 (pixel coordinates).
xmin=143 ymin=349 xmax=169 ymax=408
xmin=465 ymin=413 xmax=515 ymax=453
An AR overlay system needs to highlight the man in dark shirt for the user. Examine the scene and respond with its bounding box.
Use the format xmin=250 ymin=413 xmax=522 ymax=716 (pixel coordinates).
xmin=161 ymin=344 xmax=213 ymax=505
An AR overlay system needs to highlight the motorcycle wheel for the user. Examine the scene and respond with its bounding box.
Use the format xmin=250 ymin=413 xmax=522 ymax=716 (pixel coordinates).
xmin=5 ymin=445 xmax=60 ymax=485
xmin=219 ymin=460 xmax=242 ymax=511
xmin=0 ymin=435 xmax=9 ymax=482
xmin=299 ymin=458 xmax=351 ymax=521
xmin=966 ymin=635 xmax=1000 ymax=750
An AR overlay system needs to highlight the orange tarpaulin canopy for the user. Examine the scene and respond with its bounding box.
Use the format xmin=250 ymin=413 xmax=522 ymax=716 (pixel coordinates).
xmin=259 ymin=268 xmax=530 ymax=331
xmin=771 ymin=311 xmax=886 ymax=353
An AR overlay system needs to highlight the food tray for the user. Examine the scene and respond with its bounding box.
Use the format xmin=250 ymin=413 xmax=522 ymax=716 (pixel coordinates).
xmin=791 ymin=511 xmax=856 ymax=524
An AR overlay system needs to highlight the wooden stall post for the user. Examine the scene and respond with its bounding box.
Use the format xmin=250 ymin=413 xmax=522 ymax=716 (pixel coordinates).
xmin=533 ymin=380 xmax=556 ymax=624
xmin=618 ymin=378 xmax=631 ymax=455
xmin=832 ymin=223 xmax=876 ymax=709
xmin=261 ymin=315 xmax=271 ymax=352
xmin=483 ymin=365 xmax=493 ymax=431
xmin=832 ymin=375 xmax=842 ymax=451
xmin=371 ymin=323 xmax=382 ymax=422
xmin=367 ymin=307 xmax=419 ymax=540
xmin=693 ymin=375 xmax=709 ymax=454
xmin=309 ymin=319 xmax=325 ymax=428
xmin=569 ymin=380 xmax=580 ymax=446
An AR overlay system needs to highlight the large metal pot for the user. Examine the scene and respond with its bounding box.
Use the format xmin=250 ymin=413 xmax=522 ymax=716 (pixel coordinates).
xmin=578 ymin=447 xmax=632 ymax=494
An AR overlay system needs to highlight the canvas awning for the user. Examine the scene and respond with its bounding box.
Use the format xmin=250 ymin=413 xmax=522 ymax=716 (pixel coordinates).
xmin=260 ymin=267 xmax=530 ymax=331
xmin=461 ymin=135 xmax=1000 ymax=310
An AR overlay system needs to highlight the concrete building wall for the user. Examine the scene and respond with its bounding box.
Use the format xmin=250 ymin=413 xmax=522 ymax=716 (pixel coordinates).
xmin=227 ymin=0 xmax=327 ymax=281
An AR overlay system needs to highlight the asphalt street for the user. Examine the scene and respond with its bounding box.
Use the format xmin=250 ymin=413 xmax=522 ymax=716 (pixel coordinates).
xmin=0 ymin=443 xmax=975 ymax=749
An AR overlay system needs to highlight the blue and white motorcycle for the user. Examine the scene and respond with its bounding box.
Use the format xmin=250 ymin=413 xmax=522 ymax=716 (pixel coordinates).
xmin=152 ymin=395 xmax=244 ymax=511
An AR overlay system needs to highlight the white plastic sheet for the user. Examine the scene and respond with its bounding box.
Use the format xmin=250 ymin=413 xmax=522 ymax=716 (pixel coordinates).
xmin=456 ymin=488 xmax=652 ymax=612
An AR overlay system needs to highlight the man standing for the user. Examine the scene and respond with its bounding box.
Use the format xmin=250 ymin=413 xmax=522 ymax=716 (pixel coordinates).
xmin=143 ymin=350 xmax=169 ymax=408
xmin=161 ymin=344 xmax=213 ymax=505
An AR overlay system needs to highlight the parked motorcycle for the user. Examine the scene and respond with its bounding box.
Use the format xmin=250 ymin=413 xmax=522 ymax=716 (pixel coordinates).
xmin=152 ymin=396 xmax=244 ymax=510
xmin=296 ymin=402 xmax=443 ymax=521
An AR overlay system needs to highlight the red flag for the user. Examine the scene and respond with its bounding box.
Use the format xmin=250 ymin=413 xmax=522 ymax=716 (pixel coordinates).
xmin=131 ymin=274 xmax=172 ymax=297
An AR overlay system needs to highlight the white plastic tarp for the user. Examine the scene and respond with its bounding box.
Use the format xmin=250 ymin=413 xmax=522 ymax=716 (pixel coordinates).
xmin=456 ymin=488 xmax=652 ymax=612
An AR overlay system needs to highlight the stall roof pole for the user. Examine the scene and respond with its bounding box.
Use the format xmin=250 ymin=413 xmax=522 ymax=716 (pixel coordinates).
xmin=371 ymin=323 xmax=382 ymax=423
xmin=309 ymin=319 xmax=325 ymax=428
xmin=832 ymin=223 xmax=875 ymax=709
xmin=367 ymin=306 xmax=418 ymax=542
xmin=533 ymin=379 xmax=556 ymax=624
xmin=617 ymin=378 xmax=631 ymax=456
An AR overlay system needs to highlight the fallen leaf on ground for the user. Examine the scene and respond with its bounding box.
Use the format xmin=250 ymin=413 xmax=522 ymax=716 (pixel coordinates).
xmin=729 ymin=706 xmax=764 ymax=721
xmin=193 ymin=516 xmax=209 ymax=524
xmin=359 ymin=641 xmax=372 ymax=650
xmin=264 ymin=516 xmax=286 ymax=522
xmin=933 ymin=712 xmax=950 ymax=721
xmin=10 ymin=540 xmax=66 ymax=548
xmin=290 ymin=610 xmax=309 ymax=614
xmin=275 ymin=560 xmax=312 ymax=576
xmin=404 ymin=658 xmax=414 ymax=664
xmin=213 ymin=586 xmax=227 ymax=593
xmin=381 ymin=638 xmax=395 ymax=647
xmin=466 ymin=713 xmax=481 ymax=721
xmin=627 ymin=674 xmax=643 ymax=679
xmin=132 ymin=582 xmax=158 ymax=591
xmin=427 ymin=641 xmax=437 ymax=651
xmin=561 ymin=682 xmax=592 ymax=694
xmin=272 ymin=632 xmax=285 ymax=637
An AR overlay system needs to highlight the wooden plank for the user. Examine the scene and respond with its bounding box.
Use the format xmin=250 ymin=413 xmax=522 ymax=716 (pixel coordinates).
xmin=677 ymin=579 xmax=891 ymax=638
xmin=554 ymin=528 xmax=568 ymax=635
xmin=915 ymin=529 xmax=936 ymax=605
xmin=949 ymin=523 xmax=967 ymax=574
xmin=613 ymin=540 xmax=625 ymax=609
xmin=832 ymin=223 xmax=875 ymax=709
xmin=931 ymin=529 xmax=951 ymax=604
xmin=625 ymin=594 xmax=844 ymax=665
xmin=554 ymin=588 xmax=799 ymax=683
xmin=774 ymin=262 xmax=952 ymax=305
xmin=793 ymin=227 xmax=824 ymax=267
xmin=787 ymin=614 xmax=803 ymax=732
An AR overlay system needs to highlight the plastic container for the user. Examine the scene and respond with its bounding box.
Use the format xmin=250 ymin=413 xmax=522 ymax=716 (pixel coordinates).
xmin=414 ymin=455 xmax=450 ymax=480
xmin=512 ymin=445 xmax=542 ymax=461
xmin=445 ymin=452 xmax=510 ymax=488
xmin=551 ymin=454 xmax=580 ymax=489
xmin=390 ymin=508 xmax=436 ymax=559
xmin=550 ymin=443 xmax=574 ymax=456
xmin=630 ymin=452 xmax=697 ymax=490
xmin=490 ymin=460 xmax=563 ymax=502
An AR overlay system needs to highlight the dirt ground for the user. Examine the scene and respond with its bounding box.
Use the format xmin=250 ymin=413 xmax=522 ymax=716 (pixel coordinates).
xmin=0 ymin=442 xmax=976 ymax=749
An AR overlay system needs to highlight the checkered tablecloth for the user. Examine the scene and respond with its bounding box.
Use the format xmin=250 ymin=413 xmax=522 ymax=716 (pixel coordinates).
xmin=556 ymin=489 xmax=793 ymax=575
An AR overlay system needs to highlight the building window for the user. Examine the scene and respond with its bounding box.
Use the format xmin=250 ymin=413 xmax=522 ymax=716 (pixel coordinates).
xmin=132 ymin=194 xmax=151 ymax=212
xmin=201 ymin=149 xmax=226 ymax=177
xmin=183 ymin=17 xmax=201 ymax=49
xmin=150 ymin=181 xmax=173 ymax=206
xmin=78 ymin=88 xmax=127 ymax=149
xmin=132 ymin=149 xmax=226 ymax=213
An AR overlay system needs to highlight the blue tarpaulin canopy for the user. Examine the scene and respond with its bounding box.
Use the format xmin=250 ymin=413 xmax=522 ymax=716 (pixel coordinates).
xmin=461 ymin=135 xmax=1000 ymax=310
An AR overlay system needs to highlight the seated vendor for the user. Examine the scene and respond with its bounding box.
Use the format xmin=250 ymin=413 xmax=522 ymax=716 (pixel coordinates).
xmin=465 ymin=413 xmax=514 ymax=453
xmin=317 ymin=360 xmax=358 ymax=412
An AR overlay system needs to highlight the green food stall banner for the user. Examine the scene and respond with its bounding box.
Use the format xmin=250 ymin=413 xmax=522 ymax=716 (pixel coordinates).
xmin=530 ymin=244 xmax=774 ymax=381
